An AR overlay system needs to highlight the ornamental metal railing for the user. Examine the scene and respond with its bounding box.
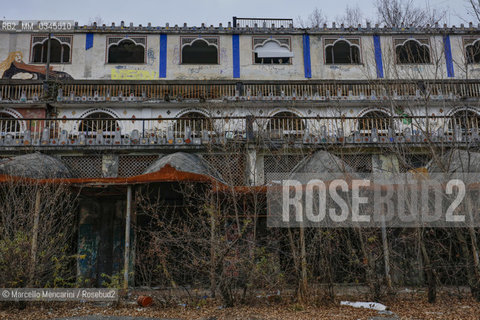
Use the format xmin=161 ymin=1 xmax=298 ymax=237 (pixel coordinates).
xmin=0 ymin=115 xmax=479 ymax=147
xmin=232 ymin=17 xmax=294 ymax=28
xmin=2 ymin=80 xmax=480 ymax=102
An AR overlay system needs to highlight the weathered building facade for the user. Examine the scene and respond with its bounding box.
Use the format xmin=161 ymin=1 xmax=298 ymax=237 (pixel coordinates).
xmin=1 ymin=18 xmax=480 ymax=288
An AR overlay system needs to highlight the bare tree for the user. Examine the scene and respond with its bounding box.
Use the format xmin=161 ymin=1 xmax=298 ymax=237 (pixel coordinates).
xmin=88 ymin=15 xmax=104 ymax=26
xmin=336 ymin=5 xmax=369 ymax=27
xmin=375 ymin=0 xmax=446 ymax=27
xmin=0 ymin=179 xmax=79 ymax=288
xmin=296 ymin=8 xmax=327 ymax=28
xmin=466 ymin=0 xmax=480 ymax=22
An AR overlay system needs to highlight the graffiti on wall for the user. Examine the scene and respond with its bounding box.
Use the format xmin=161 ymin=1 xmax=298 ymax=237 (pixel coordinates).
xmin=111 ymin=69 xmax=158 ymax=80
xmin=147 ymin=48 xmax=156 ymax=66
xmin=0 ymin=51 xmax=72 ymax=79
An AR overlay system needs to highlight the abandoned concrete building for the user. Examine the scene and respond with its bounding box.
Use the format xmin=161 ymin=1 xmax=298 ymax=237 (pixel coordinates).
xmin=1 ymin=17 xmax=480 ymax=289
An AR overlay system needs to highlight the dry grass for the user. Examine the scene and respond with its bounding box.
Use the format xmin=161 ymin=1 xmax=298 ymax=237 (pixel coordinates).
xmin=0 ymin=291 xmax=478 ymax=319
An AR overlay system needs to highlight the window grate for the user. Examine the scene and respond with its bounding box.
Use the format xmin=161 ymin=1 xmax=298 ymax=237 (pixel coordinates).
xmin=62 ymin=155 xmax=102 ymax=178
xmin=108 ymin=36 xmax=146 ymax=46
xmin=202 ymin=153 xmax=246 ymax=186
xmin=339 ymin=154 xmax=372 ymax=173
xmin=264 ymin=154 xmax=307 ymax=183
xmin=181 ymin=37 xmax=218 ymax=47
xmin=32 ymin=35 xmax=72 ymax=45
xmin=118 ymin=155 xmax=160 ymax=177
xmin=253 ymin=37 xmax=290 ymax=49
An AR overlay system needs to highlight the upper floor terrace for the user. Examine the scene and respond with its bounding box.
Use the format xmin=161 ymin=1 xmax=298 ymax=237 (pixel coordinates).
xmin=1 ymin=112 xmax=479 ymax=152
xmin=1 ymin=79 xmax=480 ymax=105
xmin=1 ymin=78 xmax=480 ymax=151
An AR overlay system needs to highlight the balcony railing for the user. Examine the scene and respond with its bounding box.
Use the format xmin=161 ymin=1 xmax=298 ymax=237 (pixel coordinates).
xmin=0 ymin=116 xmax=479 ymax=148
xmin=2 ymin=80 xmax=480 ymax=103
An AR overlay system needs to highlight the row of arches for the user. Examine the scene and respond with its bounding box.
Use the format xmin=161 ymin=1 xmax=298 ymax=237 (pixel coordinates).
xmin=1 ymin=109 xmax=480 ymax=134
xmin=326 ymin=38 xmax=431 ymax=64
xmin=29 ymin=37 xmax=447 ymax=65
xmin=104 ymin=37 xmax=434 ymax=65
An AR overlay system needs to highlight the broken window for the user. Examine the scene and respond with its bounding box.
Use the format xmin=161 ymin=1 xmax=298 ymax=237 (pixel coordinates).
xmin=32 ymin=37 xmax=71 ymax=63
xmin=358 ymin=110 xmax=390 ymax=132
xmin=449 ymin=109 xmax=480 ymax=133
xmin=325 ymin=40 xmax=360 ymax=64
xmin=79 ymin=112 xmax=119 ymax=134
xmin=254 ymin=40 xmax=293 ymax=64
xmin=0 ymin=112 xmax=21 ymax=133
xmin=181 ymin=39 xmax=218 ymax=64
xmin=396 ymin=39 xmax=431 ymax=64
xmin=108 ymin=39 xmax=145 ymax=64
xmin=466 ymin=40 xmax=480 ymax=64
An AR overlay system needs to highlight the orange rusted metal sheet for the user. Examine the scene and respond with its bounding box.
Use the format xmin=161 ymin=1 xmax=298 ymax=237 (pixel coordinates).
xmin=0 ymin=164 xmax=223 ymax=186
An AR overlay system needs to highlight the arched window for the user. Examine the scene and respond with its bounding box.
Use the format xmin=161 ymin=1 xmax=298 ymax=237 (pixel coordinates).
xmin=79 ymin=112 xmax=119 ymax=134
xmin=32 ymin=38 xmax=71 ymax=63
xmin=254 ymin=40 xmax=293 ymax=64
xmin=0 ymin=112 xmax=21 ymax=133
xmin=267 ymin=111 xmax=305 ymax=138
xmin=358 ymin=110 xmax=390 ymax=133
xmin=175 ymin=112 xmax=213 ymax=135
xmin=448 ymin=109 xmax=480 ymax=133
xmin=396 ymin=40 xmax=431 ymax=64
xmin=108 ymin=39 xmax=145 ymax=64
xmin=325 ymin=40 xmax=360 ymax=64
xmin=466 ymin=40 xmax=480 ymax=64
xmin=182 ymin=40 xmax=218 ymax=64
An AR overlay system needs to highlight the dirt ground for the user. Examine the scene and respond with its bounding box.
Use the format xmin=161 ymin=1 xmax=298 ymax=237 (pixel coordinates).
xmin=0 ymin=290 xmax=479 ymax=320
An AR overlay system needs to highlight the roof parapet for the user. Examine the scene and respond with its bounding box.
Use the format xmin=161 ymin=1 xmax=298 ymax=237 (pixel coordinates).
xmin=5 ymin=19 xmax=479 ymax=34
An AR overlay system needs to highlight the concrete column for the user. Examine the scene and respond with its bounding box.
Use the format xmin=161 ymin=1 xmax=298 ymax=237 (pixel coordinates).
xmin=102 ymin=154 xmax=119 ymax=178
xmin=124 ymin=186 xmax=132 ymax=290
xmin=246 ymin=147 xmax=264 ymax=186
xmin=372 ymin=154 xmax=400 ymax=176
xmin=372 ymin=154 xmax=399 ymax=291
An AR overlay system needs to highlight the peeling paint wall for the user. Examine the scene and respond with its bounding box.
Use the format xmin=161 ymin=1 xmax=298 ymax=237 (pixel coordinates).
xmin=0 ymin=32 xmax=476 ymax=81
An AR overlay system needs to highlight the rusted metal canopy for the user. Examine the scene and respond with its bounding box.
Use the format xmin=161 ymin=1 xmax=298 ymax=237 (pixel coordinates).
xmin=144 ymin=152 xmax=225 ymax=183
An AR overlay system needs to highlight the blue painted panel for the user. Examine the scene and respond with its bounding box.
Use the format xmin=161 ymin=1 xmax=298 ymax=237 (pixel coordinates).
xmin=373 ymin=35 xmax=384 ymax=79
xmin=303 ymin=34 xmax=312 ymax=78
xmin=232 ymin=34 xmax=240 ymax=78
xmin=85 ymin=33 xmax=94 ymax=50
xmin=443 ymin=35 xmax=455 ymax=78
xmin=159 ymin=34 xmax=167 ymax=78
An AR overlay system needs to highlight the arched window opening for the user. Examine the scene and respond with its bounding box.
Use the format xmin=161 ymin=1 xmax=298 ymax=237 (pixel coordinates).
xmin=466 ymin=41 xmax=480 ymax=64
xmin=79 ymin=112 xmax=119 ymax=135
xmin=0 ymin=112 xmax=21 ymax=133
xmin=325 ymin=40 xmax=360 ymax=64
xmin=396 ymin=40 xmax=431 ymax=64
xmin=32 ymin=38 xmax=71 ymax=63
xmin=267 ymin=112 xmax=305 ymax=138
xmin=254 ymin=40 xmax=293 ymax=64
xmin=182 ymin=40 xmax=218 ymax=64
xmin=448 ymin=110 xmax=480 ymax=133
xmin=175 ymin=112 xmax=213 ymax=136
xmin=358 ymin=111 xmax=391 ymax=133
xmin=108 ymin=39 xmax=145 ymax=64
